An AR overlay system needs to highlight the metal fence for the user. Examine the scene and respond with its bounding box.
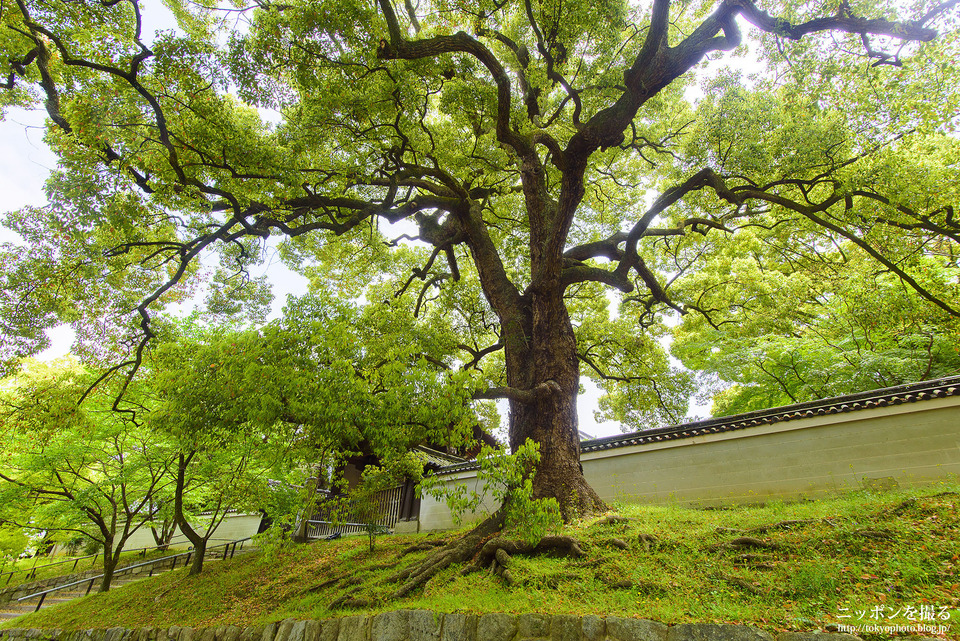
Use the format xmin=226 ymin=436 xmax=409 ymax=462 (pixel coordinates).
xmin=304 ymin=485 xmax=404 ymax=539
xmin=15 ymin=538 xmax=252 ymax=613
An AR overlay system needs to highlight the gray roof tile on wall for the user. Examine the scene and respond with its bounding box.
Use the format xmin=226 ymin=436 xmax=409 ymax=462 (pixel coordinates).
xmin=435 ymin=375 xmax=960 ymax=475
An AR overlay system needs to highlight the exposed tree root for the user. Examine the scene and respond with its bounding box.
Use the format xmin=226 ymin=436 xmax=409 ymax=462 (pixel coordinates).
xmin=637 ymin=533 xmax=659 ymax=551
xmin=389 ymin=511 xmax=506 ymax=599
xmin=748 ymin=519 xmax=815 ymax=533
xmin=715 ymin=526 xmax=745 ymax=535
xmin=399 ymin=539 xmax=449 ymax=556
xmin=706 ymin=536 xmax=778 ymax=552
xmin=590 ymin=514 xmax=635 ymax=527
xmin=471 ymin=535 xmax=585 ymax=568
xmin=388 ymin=510 xmax=590 ymax=597
xmin=604 ymin=578 xmax=634 ymax=589
xmin=309 ymin=577 xmax=343 ymax=592
xmin=329 ymin=594 xmax=372 ymax=610
xmin=931 ymin=491 xmax=958 ymax=498
xmin=717 ymin=518 xmax=819 ymax=536
xmin=466 ymin=535 xmax=584 ymax=586
xmin=712 ymin=573 xmax=763 ymax=594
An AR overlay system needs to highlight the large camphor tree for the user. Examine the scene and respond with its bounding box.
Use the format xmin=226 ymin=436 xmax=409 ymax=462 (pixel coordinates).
xmin=1 ymin=0 xmax=958 ymax=537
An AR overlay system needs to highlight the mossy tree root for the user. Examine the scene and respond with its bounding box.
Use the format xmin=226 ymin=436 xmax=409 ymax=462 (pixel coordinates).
xmin=388 ymin=512 xmax=587 ymax=597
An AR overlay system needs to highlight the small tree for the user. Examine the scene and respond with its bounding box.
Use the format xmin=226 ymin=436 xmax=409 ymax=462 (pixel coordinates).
xmin=673 ymin=247 xmax=960 ymax=416
xmin=145 ymin=305 xmax=484 ymax=567
xmin=0 ymin=360 xmax=175 ymax=591
xmin=422 ymin=440 xmax=562 ymax=545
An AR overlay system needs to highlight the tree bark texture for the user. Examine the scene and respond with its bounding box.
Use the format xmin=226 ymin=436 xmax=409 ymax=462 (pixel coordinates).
xmin=98 ymin=542 xmax=116 ymax=593
xmin=501 ymin=286 xmax=606 ymax=520
xmin=174 ymin=452 xmax=207 ymax=576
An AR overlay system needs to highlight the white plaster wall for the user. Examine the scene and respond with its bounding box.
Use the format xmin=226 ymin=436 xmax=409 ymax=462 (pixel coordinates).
xmin=419 ymin=395 xmax=960 ymax=530
xmin=121 ymin=513 xmax=263 ymax=551
xmin=418 ymin=471 xmax=500 ymax=531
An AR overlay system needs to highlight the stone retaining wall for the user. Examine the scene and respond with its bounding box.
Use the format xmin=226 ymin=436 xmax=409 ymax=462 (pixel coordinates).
xmin=0 ymin=612 xmax=942 ymax=641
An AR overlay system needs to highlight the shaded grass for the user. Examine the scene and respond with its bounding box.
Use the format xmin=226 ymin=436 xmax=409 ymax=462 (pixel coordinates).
xmin=4 ymin=482 xmax=958 ymax=638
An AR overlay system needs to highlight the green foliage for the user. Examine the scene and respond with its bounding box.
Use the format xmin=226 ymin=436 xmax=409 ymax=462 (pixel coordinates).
xmin=672 ymin=244 xmax=960 ymax=415
xmin=1 ymin=0 xmax=959 ymax=522
xmin=0 ymin=525 xmax=29 ymax=562
xmin=0 ymin=358 xmax=177 ymax=589
xmin=422 ymin=440 xmax=562 ymax=544
xmin=253 ymin=520 xmax=296 ymax=565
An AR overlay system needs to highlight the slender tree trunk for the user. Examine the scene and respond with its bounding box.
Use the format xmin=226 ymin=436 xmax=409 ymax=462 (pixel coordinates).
xmin=98 ymin=539 xmax=116 ymax=592
xmin=189 ymin=539 xmax=206 ymax=575
xmin=293 ymin=470 xmax=323 ymax=543
xmin=174 ymin=452 xmax=207 ymax=575
xmin=151 ymin=521 xmax=173 ymax=552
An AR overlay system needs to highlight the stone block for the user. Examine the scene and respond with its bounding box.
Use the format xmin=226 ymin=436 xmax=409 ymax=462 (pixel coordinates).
xmin=409 ymin=610 xmax=441 ymax=641
xmin=180 ymin=628 xmax=195 ymax=641
xmin=371 ymin=611 xmax=409 ymax=641
xmin=103 ymin=628 xmax=129 ymax=641
xmin=517 ymin=613 xmax=550 ymax=640
xmin=668 ymin=624 xmax=775 ymax=641
xmin=239 ymin=626 xmax=264 ymax=641
xmin=605 ymin=617 xmax=667 ymax=641
xmin=287 ymin=621 xmax=307 ymax=641
xmin=221 ymin=627 xmax=241 ymax=641
xmin=439 ymin=613 xmax=476 ymax=641
xmin=337 ymin=616 xmax=369 ymax=641
xmin=303 ymin=621 xmax=322 ymax=641
xmin=549 ymin=615 xmax=581 ymax=641
xmin=274 ymin=620 xmax=296 ymax=641
xmin=198 ymin=628 xmax=216 ymax=641
xmin=582 ymin=615 xmax=605 ymax=641
xmin=319 ymin=620 xmax=340 ymax=641
xmin=259 ymin=623 xmax=277 ymax=641
xmin=476 ymin=614 xmax=517 ymax=641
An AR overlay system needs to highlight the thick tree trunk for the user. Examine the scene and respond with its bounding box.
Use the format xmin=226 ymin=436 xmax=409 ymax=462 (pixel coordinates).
xmin=505 ymin=289 xmax=605 ymax=521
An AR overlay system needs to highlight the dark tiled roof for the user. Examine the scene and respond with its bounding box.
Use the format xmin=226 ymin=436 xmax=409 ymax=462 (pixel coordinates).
xmin=436 ymin=375 xmax=960 ymax=475
xmin=413 ymin=445 xmax=468 ymax=468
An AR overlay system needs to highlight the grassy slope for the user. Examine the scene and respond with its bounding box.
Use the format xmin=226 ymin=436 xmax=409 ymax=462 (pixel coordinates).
xmin=3 ymin=483 xmax=958 ymax=637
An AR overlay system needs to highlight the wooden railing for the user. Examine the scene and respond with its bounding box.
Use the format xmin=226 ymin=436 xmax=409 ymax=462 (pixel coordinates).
xmin=304 ymin=485 xmax=404 ymax=539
